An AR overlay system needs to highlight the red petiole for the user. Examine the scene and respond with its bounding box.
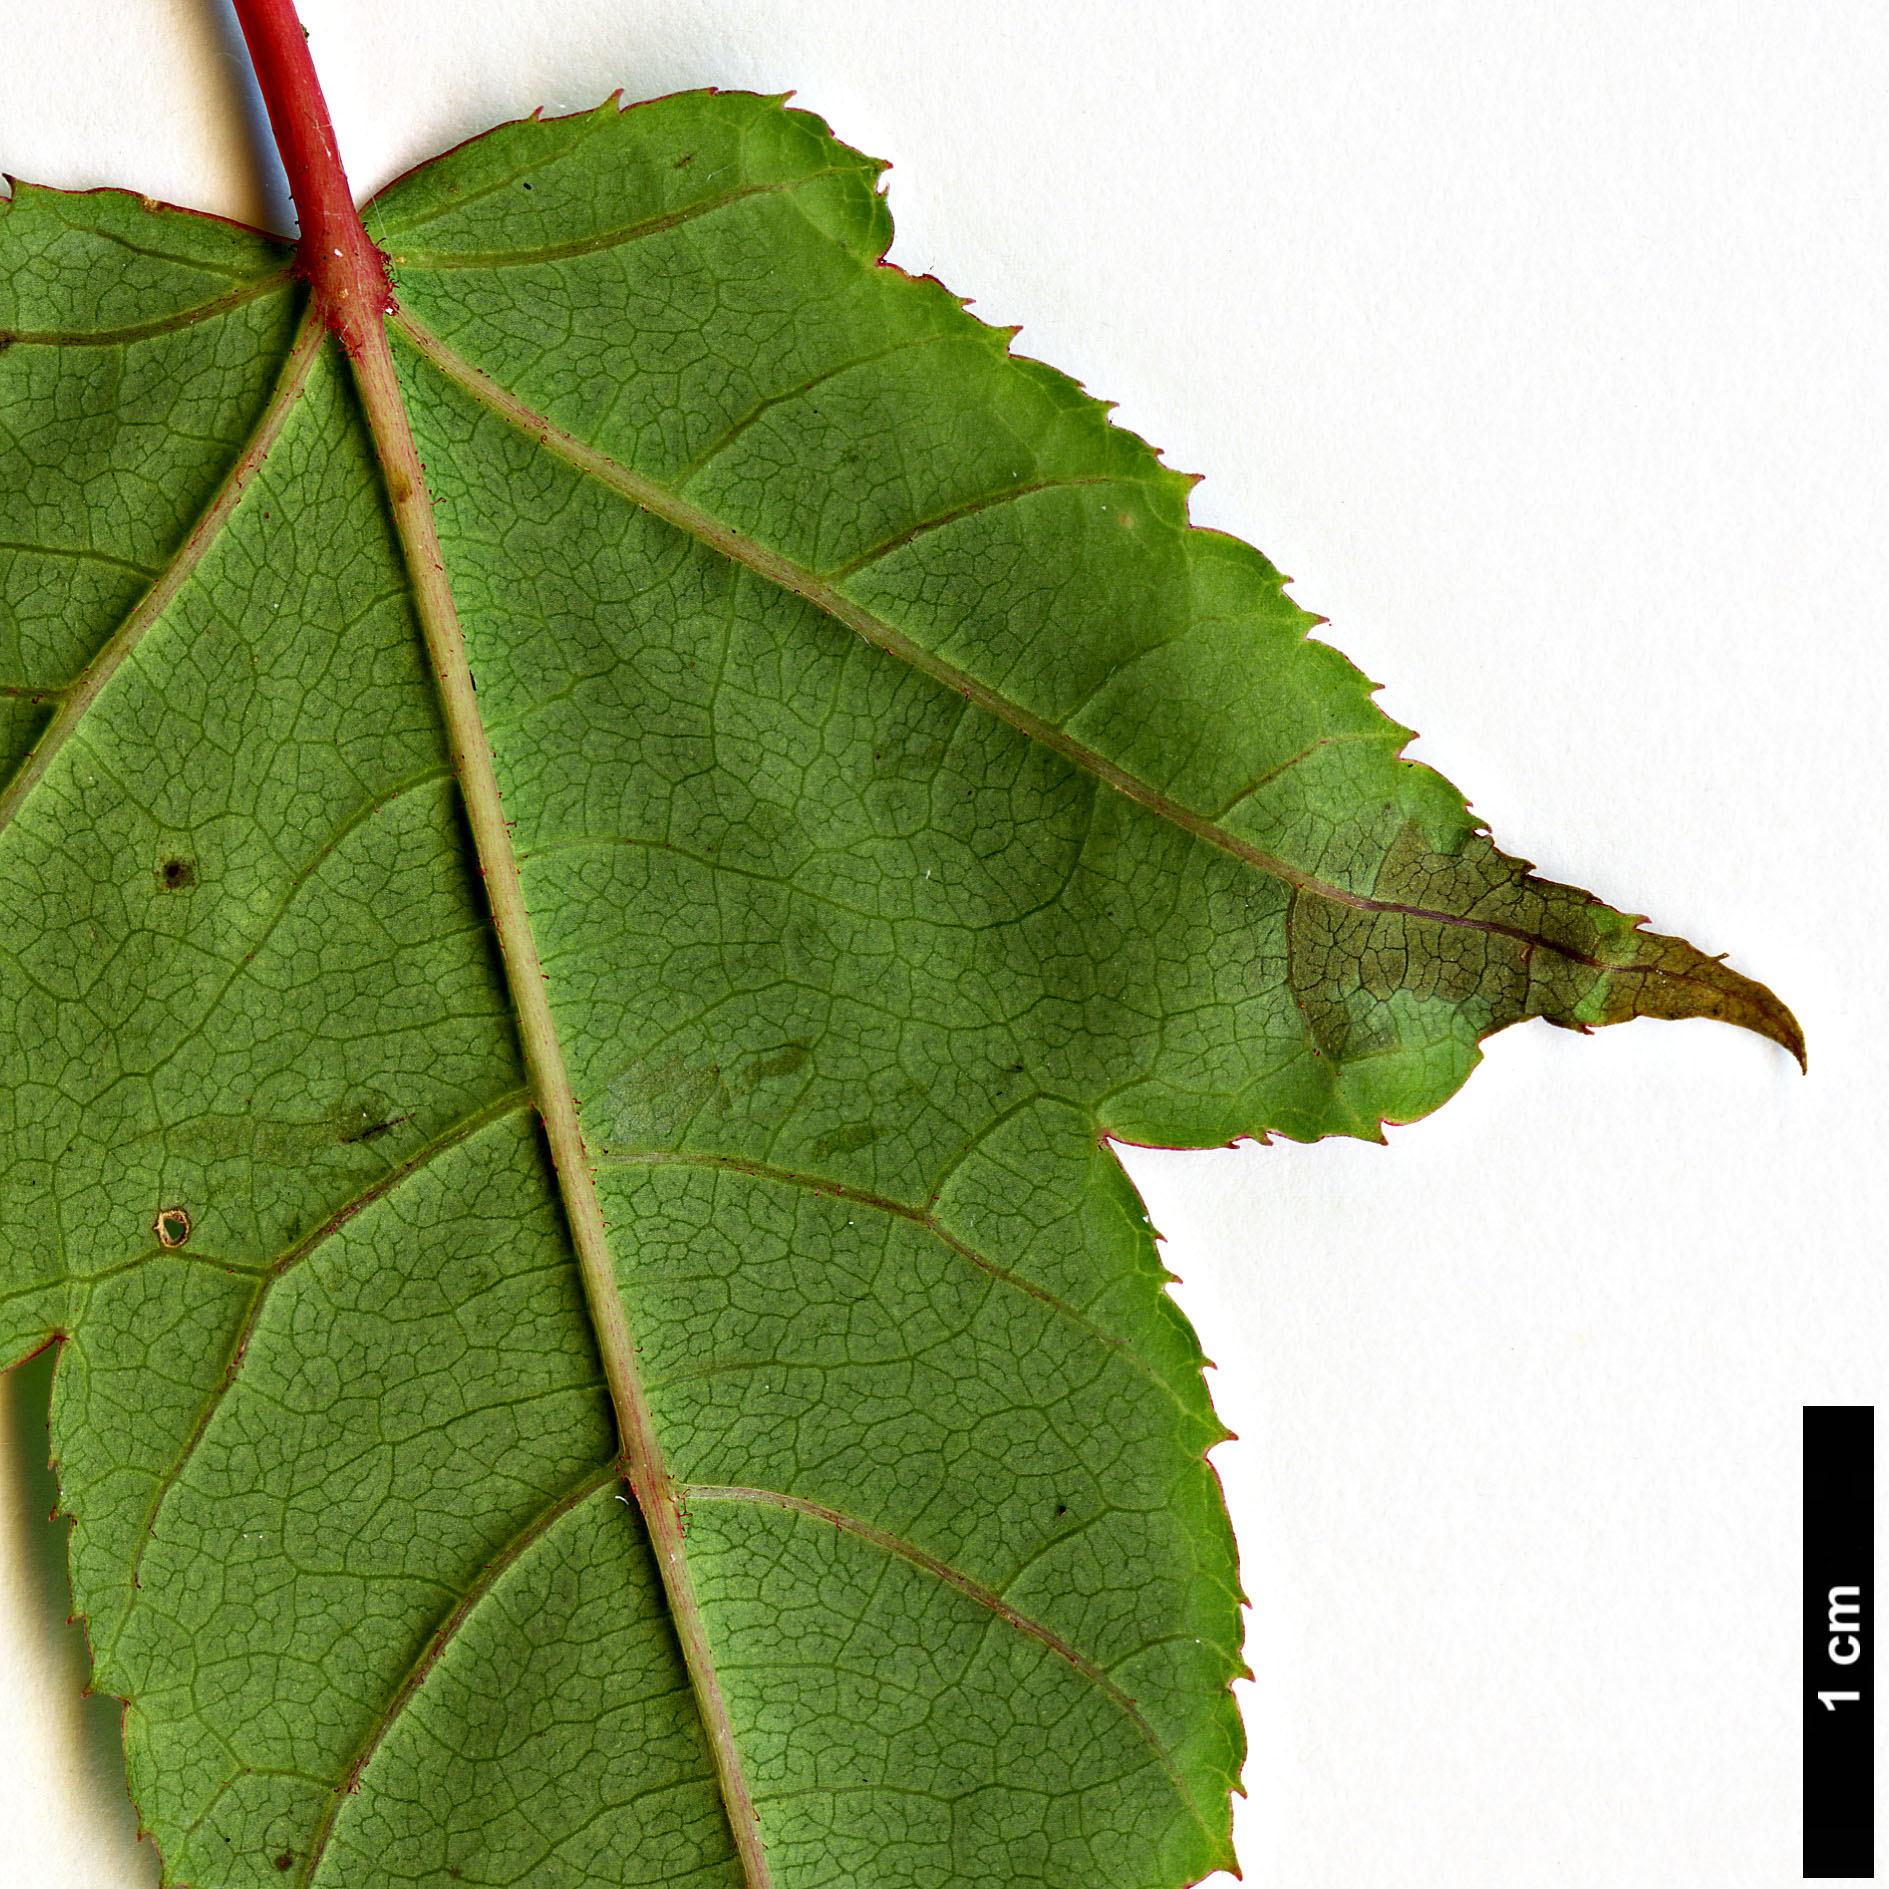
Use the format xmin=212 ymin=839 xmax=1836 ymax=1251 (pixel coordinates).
xmin=229 ymin=0 xmax=391 ymax=358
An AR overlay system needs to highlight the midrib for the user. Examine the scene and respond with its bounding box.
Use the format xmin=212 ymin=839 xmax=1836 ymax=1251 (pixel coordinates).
xmin=345 ymin=297 xmax=777 ymax=1889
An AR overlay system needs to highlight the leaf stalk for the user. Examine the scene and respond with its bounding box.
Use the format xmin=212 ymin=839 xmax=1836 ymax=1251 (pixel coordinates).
xmin=229 ymin=0 xmax=391 ymax=356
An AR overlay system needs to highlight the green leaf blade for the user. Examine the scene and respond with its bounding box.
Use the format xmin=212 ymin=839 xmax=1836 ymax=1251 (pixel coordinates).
xmin=0 ymin=182 xmax=291 ymax=338
xmin=393 ymin=315 xmax=1248 ymax=1869
xmin=0 ymin=229 xmax=301 ymax=795
xmin=386 ymin=92 xmax=1798 ymax=1086
xmin=0 ymin=82 xmax=1798 ymax=1889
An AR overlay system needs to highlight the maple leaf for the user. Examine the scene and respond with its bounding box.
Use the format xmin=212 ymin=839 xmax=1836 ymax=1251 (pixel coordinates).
xmin=0 ymin=5 xmax=1810 ymax=1888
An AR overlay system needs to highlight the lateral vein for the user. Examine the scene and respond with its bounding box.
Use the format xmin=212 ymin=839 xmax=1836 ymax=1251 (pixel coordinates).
xmin=292 ymin=1461 xmax=619 ymax=1888
xmin=0 ymin=267 xmax=295 ymax=347
xmin=387 ymin=311 xmax=1625 ymax=965
xmin=0 ymin=304 xmax=322 ymax=844
xmin=105 ymin=1089 xmax=531 ymax=1667
xmin=597 ymin=1147 xmax=1199 ymax=1420
xmin=383 ymin=169 xmax=859 ymax=271
xmin=682 ymin=1482 xmax=1228 ymax=1861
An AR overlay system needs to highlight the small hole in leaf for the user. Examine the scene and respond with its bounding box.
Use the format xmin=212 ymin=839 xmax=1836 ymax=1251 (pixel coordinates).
xmin=154 ymin=1206 xmax=191 ymax=1249
xmin=157 ymin=856 xmax=196 ymax=891
xmin=1055 ymin=1504 xmax=1067 ymax=1517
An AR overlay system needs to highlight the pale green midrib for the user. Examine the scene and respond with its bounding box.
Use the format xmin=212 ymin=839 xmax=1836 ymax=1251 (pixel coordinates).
xmin=598 ymin=1147 xmax=1202 ymax=1423
xmin=350 ymin=284 xmax=777 ymax=1889
xmin=389 ymin=311 xmax=1624 ymax=971
xmin=378 ymin=167 xmax=863 ymax=273
xmin=683 ymin=1482 xmax=1230 ymax=1864
xmin=294 ymin=1459 xmax=619 ymax=1889
xmin=0 ymin=300 xmax=321 ymax=846
xmin=101 ymin=1089 xmax=531 ymax=1670
xmin=0 ymin=267 xmax=294 ymax=347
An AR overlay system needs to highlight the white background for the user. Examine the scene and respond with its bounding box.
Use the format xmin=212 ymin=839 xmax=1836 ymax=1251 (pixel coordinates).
xmin=1 ymin=3 xmax=1883 ymax=1884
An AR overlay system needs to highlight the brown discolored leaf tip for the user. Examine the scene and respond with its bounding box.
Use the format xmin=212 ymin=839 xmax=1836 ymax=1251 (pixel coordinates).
xmin=1585 ymin=926 xmax=1806 ymax=1070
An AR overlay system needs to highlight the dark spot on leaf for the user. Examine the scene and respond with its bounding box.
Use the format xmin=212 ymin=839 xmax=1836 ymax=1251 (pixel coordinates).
xmin=1055 ymin=1504 xmax=1067 ymax=1517
xmin=153 ymin=1206 xmax=191 ymax=1249
xmin=274 ymin=1854 xmax=293 ymax=1872
xmin=810 ymin=1122 xmax=879 ymax=1159
xmin=742 ymin=1042 xmax=811 ymax=1087
xmin=157 ymin=856 xmax=196 ymax=891
xmin=675 ymin=152 xmax=694 ymax=168
xmin=340 ymin=1107 xmax=408 ymax=1145
xmin=160 ymin=1096 xmax=404 ymax=1164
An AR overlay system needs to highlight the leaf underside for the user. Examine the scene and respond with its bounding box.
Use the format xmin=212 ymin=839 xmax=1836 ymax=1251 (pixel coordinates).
xmin=0 ymin=92 xmax=1797 ymax=1889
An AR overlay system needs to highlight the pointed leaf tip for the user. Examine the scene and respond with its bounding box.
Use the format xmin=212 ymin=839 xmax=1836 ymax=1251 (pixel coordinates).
xmin=1584 ymin=928 xmax=1806 ymax=1068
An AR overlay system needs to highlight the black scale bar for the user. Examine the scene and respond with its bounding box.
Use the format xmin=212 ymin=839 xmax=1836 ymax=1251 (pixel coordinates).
xmin=1806 ymin=1405 xmax=1873 ymax=1878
